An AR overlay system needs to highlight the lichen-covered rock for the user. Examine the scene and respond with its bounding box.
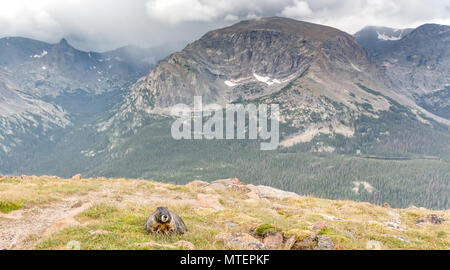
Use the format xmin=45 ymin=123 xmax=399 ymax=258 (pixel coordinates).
xmin=263 ymin=232 xmax=284 ymax=250
xmin=314 ymin=235 xmax=334 ymax=250
xmin=216 ymin=233 xmax=265 ymax=250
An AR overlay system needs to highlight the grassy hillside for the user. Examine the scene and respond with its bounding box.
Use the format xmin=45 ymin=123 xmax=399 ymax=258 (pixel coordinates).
xmin=0 ymin=176 xmax=448 ymax=250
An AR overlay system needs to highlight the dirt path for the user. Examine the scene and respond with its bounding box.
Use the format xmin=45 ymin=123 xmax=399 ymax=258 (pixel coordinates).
xmin=0 ymin=195 xmax=93 ymax=250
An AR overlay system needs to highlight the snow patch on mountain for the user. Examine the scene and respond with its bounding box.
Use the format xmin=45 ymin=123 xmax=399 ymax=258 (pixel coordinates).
xmin=32 ymin=50 xmax=48 ymax=58
xmin=224 ymin=80 xmax=237 ymax=87
xmin=376 ymin=32 xmax=402 ymax=41
xmin=253 ymin=73 xmax=281 ymax=86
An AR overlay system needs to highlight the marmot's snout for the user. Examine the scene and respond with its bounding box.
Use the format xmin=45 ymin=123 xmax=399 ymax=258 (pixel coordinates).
xmin=161 ymin=214 xmax=169 ymax=223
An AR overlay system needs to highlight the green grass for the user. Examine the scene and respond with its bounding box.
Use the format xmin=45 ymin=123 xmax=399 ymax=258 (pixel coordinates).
xmin=0 ymin=201 xmax=23 ymax=213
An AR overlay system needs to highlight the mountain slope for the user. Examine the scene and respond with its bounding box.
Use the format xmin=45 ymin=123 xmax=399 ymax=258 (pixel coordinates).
xmin=0 ymin=37 xmax=175 ymax=173
xmin=356 ymin=24 xmax=450 ymax=120
xmin=354 ymin=26 xmax=413 ymax=56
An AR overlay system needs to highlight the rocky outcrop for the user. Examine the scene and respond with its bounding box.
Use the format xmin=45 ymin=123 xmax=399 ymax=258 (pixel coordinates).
xmin=192 ymin=178 xmax=302 ymax=201
xmin=71 ymin=174 xmax=82 ymax=180
xmin=246 ymin=184 xmax=302 ymax=200
xmin=416 ymin=214 xmax=446 ymax=225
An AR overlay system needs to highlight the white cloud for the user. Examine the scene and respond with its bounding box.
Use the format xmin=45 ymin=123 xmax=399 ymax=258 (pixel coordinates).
xmin=281 ymin=1 xmax=313 ymax=18
xmin=145 ymin=0 xmax=218 ymax=25
xmin=0 ymin=0 xmax=448 ymax=51
xmin=224 ymin=14 xmax=239 ymax=22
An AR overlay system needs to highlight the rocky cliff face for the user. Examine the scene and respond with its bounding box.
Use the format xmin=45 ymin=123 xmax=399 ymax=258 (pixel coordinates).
xmin=111 ymin=17 xmax=406 ymax=141
xmin=356 ymin=24 xmax=450 ymax=120
xmin=131 ymin=17 xmax=381 ymax=107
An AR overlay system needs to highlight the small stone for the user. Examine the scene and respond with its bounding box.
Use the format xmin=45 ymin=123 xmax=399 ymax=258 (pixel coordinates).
xmin=136 ymin=242 xmax=176 ymax=249
xmin=319 ymin=214 xmax=344 ymax=221
xmin=382 ymin=202 xmax=391 ymax=208
xmin=70 ymin=201 xmax=83 ymax=208
xmin=385 ymin=234 xmax=411 ymax=244
xmin=72 ymin=174 xmax=82 ymax=180
xmin=426 ymin=214 xmax=445 ymax=225
xmin=385 ymin=221 xmax=402 ymax=230
xmin=263 ymin=232 xmax=283 ymax=250
xmin=225 ymin=221 xmax=239 ymax=231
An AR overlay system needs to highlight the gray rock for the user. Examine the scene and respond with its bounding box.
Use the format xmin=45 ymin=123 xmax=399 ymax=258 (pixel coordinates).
xmin=246 ymin=184 xmax=302 ymax=200
xmin=263 ymin=232 xmax=284 ymax=250
xmin=314 ymin=235 xmax=334 ymax=250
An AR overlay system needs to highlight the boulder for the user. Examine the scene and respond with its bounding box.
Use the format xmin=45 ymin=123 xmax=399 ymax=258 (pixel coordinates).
xmin=209 ymin=178 xmax=250 ymax=193
xmin=246 ymin=184 xmax=302 ymax=200
xmin=72 ymin=174 xmax=82 ymax=180
xmin=216 ymin=233 xmax=265 ymax=250
xmin=416 ymin=214 xmax=446 ymax=225
xmin=314 ymin=235 xmax=334 ymax=250
xmin=263 ymin=232 xmax=284 ymax=250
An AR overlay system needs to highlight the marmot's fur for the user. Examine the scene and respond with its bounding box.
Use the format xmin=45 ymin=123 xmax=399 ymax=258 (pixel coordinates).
xmin=145 ymin=207 xmax=187 ymax=235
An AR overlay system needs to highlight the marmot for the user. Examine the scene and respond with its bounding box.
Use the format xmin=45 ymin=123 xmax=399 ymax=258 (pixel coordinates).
xmin=145 ymin=207 xmax=187 ymax=235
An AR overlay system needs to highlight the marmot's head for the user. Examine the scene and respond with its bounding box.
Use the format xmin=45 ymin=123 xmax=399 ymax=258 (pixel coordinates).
xmin=155 ymin=207 xmax=171 ymax=223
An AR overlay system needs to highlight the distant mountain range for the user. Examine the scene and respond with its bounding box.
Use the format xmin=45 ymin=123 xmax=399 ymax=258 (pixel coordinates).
xmin=0 ymin=17 xmax=449 ymax=209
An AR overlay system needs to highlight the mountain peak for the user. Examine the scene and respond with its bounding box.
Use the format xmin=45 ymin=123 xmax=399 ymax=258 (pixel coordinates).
xmin=210 ymin=16 xmax=347 ymax=42
xmin=58 ymin=38 xmax=71 ymax=47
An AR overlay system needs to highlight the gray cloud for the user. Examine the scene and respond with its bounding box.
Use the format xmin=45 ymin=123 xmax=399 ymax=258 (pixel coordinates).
xmin=0 ymin=0 xmax=449 ymax=52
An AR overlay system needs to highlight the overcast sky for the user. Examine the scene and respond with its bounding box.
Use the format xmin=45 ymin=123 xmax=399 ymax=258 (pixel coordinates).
xmin=0 ymin=0 xmax=449 ymax=52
